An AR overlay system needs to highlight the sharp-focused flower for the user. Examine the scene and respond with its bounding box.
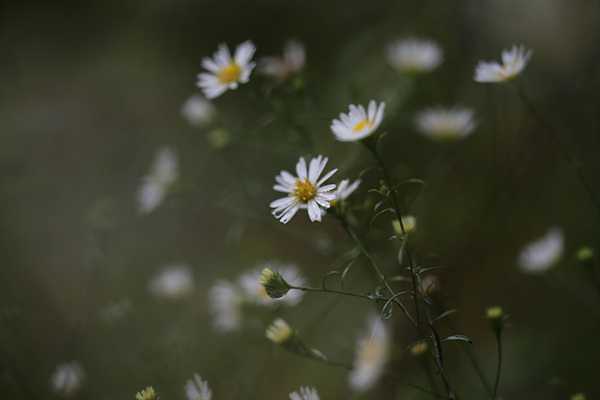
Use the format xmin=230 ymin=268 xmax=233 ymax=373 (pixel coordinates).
xmin=137 ymin=147 xmax=179 ymax=214
xmin=266 ymin=318 xmax=294 ymax=344
xmin=270 ymin=155 xmax=337 ymax=223
xmin=148 ymin=263 xmax=194 ymax=299
xmin=474 ymin=44 xmax=534 ymax=83
xmin=330 ymin=100 xmax=386 ymax=142
xmin=414 ymin=107 xmax=477 ymax=142
xmin=209 ymin=280 xmax=243 ymax=332
xmin=518 ymin=227 xmax=564 ymax=274
xmin=136 ymin=386 xmax=158 ymax=400
xmin=348 ymin=314 xmax=391 ymax=392
xmin=289 ymin=386 xmax=320 ymax=400
xmin=240 ymin=264 xmax=306 ymax=306
xmin=259 ymin=39 xmax=305 ymax=82
xmin=196 ymin=40 xmax=257 ymax=99
xmin=184 ymin=373 xmax=212 ymax=400
xmin=392 ymin=215 xmax=417 ymax=236
xmin=385 ymin=37 xmax=443 ymax=74
xmin=50 ymin=361 xmax=85 ymax=396
xmin=181 ymin=94 xmax=216 ymax=128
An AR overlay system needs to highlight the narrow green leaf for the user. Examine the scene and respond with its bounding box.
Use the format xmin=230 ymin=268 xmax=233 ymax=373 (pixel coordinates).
xmin=370 ymin=207 xmax=394 ymax=228
xmin=321 ymin=270 xmax=339 ymax=289
xmin=433 ymin=309 xmax=459 ymax=323
xmin=441 ymin=334 xmax=473 ymax=344
xmin=391 ymin=178 xmax=427 ymax=191
xmin=340 ymin=260 xmax=357 ymax=290
xmin=310 ymin=348 xmax=328 ymax=361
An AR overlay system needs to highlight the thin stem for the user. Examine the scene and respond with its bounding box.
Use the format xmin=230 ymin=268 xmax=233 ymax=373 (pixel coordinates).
xmin=288 ymin=285 xmax=392 ymax=302
xmin=492 ymin=332 xmax=503 ymax=399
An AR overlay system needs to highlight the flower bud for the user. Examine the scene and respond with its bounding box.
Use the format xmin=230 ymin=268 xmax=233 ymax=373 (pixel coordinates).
xmin=485 ymin=306 xmax=508 ymax=335
xmin=258 ymin=268 xmax=291 ymax=299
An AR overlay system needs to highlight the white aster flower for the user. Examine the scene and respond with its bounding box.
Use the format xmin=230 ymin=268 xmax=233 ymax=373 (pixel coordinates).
xmin=184 ymin=373 xmax=212 ymax=400
xmin=518 ymin=227 xmax=564 ymax=274
xmin=209 ymin=280 xmax=243 ymax=332
xmin=148 ymin=263 xmax=194 ymax=300
xmin=289 ymin=386 xmax=320 ymax=400
xmin=181 ymin=94 xmax=216 ymax=128
xmin=474 ymin=44 xmax=534 ymax=83
xmin=385 ymin=37 xmax=443 ymax=74
xmin=330 ymin=100 xmax=386 ymax=142
xmin=332 ymin=179 xmax=361 ymax=204
xmin=196 ymin=40 xmax=256 ymax=99
xmin=348 ymin=314 xmax=391 ymax=392
xmin=270 ymin=155 xmax=337 ymax=223
xmin=137 ymin=147 xmax=179 ymax=214
xmin=415 ymin=106 xmax=477 ymax=142
xmin=239 ymin=263 xmax=306 ymax=307
xmin=50 ymin=361 xmax=85 ymax=396
xmin=265 ymin=318 xmax=294 ymax=344
xmin=259 ymin=39 xmax=305 ymax=82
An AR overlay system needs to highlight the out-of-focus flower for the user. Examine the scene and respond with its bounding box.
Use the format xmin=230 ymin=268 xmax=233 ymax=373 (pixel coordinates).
xmin=409 ymin=342 xmax=428 ymax=357
xmin=207 ymin=128 xmax=231 ymax=149
xmin=50 ymin=361 xmax=85 ymax=396
xmin=136 ymin=386 xmax=158 ymax=400
xmin=209 ymin=280 xmax=243 ymax=332
xmin=197 ymin=41 xmax=256 ymax=99
xmin=259 ymin=39 xmax=305 ymax=82
xmin=270 ymin=155 xmax=337 ymax=223
xmin=570 ymin=393 xmax=586 ymax=400
xmin=474 ymin=44 xmax=534 ymax=83
xmin=330 ymin=100 xmax=386 ymax=142
xmin=184 ymin=373 xmax=212 ymax=400
xmin=266 ymin=318 xmax=294 ymax=345
xmin=330 ymin=179 xmax=361 ymax=206
xmin=414 ymin=107 xmax=477 ymax=142
xmin=148 ymin=263 xmax=194 ymax=299
xmin=137 ymin=147 xmax=179 ymax=214
xmin=289 ymin=386 xmax=320 ymax=400
xmin=99 ymin=299 xmax=131 ymax=325
xmin=181 ymin=94 xmax=216 ymax=128
xmin=392 ymin=215 xmax=417 ymax=236
xmin=518 ymin=227 xmax=564 ymax=274
xmin=242 ymin=264 xmax=306 ymax=306
xmin=348 ymin=314 xmax=390 ymax=392
xmin=385 ymin=37 xmax=443 ymax=74
xmin=420 ymin=274 xmax=441 ymax=297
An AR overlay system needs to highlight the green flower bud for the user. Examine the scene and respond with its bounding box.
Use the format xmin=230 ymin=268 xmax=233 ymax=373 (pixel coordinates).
xmin=258 ymin=268 xmax=291 ymax=299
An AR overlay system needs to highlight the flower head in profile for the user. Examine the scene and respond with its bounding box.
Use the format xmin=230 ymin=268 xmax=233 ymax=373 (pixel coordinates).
xmin=50 ymin=361 xmax=85 ymax=396
xmin=197 ymin=40 xmax=256 ymax=99
xmin=330 ymin=100 xmax=385 ymax=142
xmin=184 ymin=373 xmax=212 ymax=400
xmin=136 ymin=386 xmax=158 ymax=400
xmin=181 ymin=94 xmax=216 ymax=128
xmin=259 ymin=39 xmax=305 ymax=82
xmin=348 ymin=314 xmax=391 ymax=392
xmin=385 ymin=37 xmax=443 ymax=74
xmin=289 ymin=386 xmax=320 ymax=400
xmin=266 ymin=318 xmax=294 ymax=345
xmin=137 ymin=147 xmax=179 ymax=214
xmin=474 ymin=44 xmax=534 ymax=83
xmin=241 ymin=263 xmax=306 ymax=306
xmin=209 ymin=280 xmax=243 ymax=332
xmin=518 ymin=227 xmax=564 ymax=274
xmin=270 ymin=155 xmax=337 ymax=223
xmin=414 ymin=107 xmax=477 ymax=142
xmin=148 ymin=263 xmax=194 ymax=300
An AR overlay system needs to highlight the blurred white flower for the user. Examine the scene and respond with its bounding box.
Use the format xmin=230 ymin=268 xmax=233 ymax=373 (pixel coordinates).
xmin=265 ymin=318 xmax=294 ymax=344
xmin=196 ymin=40 xmax=256 ymax=99
xmin=348 ymin=314 xmax=390 ymax=392
xmin=137 ymin=147 xmax=178 ymax=214
xmin=392 ymin=215 xmax=417 ymax=235
xmin=239 ymin=263 xmax=306 ymax=307
xmin=50 ymin=361 xmax=85 ymax=396
xmin=148 ymin=263 xmax=194 ymax=299
xmin=474 ymin=44 xmax=534 ymax=83
xmin=209 ymin=280 xmax=243 ymax=332
xmin=270 ymin=155 xmax=337 ymax=223
xmin=289 ymin=386 xmax=320 ymax=400
xmin=414 ymin=107 xmax=477 ymax=142
xmin=331 ymin=178 xmax=361 ymax=205
xmin=136 ymin=386 xmax=158 ymax=400
xmin=330 ymin=100 xmax=385 ymax=142
xmin=181 ymin=94 xmax=216 ymax=128
xmin=385 ymin=37 xmax=443 ymax=74
xmin=184 ymin=373 xmax=212 ymax=400
xmin=259 ymin=39 xmax=305 ymax=82
xmin=518 ymin=227 xmax=564 ymax=274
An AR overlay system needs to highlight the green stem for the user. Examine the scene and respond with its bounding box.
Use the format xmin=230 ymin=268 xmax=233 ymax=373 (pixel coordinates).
xmin=288 ymin=285 xmax=391 ymax=302
xmin=492 ymin=332 xmax=503 ymax=399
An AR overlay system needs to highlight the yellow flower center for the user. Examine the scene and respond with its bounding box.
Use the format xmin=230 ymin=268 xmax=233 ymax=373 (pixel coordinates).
xmin=353 ymin=120 xmax=373 ymax=132
xmin=292 ymin=178 xmax=316 ymax=202
xmin=218 ymin=63 xmax=242 ymax=84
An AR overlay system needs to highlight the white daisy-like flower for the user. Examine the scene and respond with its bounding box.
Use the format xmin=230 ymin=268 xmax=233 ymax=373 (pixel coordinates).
xmin=414 ymin=106 xmax=477 ymax=142
xmin=184 ymin=373 xmax=212 ymax=400
xmin=137 ymin=147 xmax=179 ymax=214
xmin=196 ymin=40 xmax=256 ymax=99
xmin=259 ymin=39 xmax=305 ymax=82
xmin=332 ymin=179 xmax=361 ymax=204
xmin=289 ymin=386 xmax=320 ymax=400
xmin=50 ymin=361 xmax=85 ymax=396
xmin=474 ymin=44 xmax=534 ymax=83
xmin=518 ymin=227 xmax=564 ymax=274
xmin=330 ymin=100 xmax=386 ymax=142
xmin=265 ymin=318 xmax=294 ymax=344
xmin=181 ymin=94 xmax=216 ymax=128
xmin=385 ymin=37 xmax=443 ymax=74
xmin=209 ymin=280 xmax=243 ymax=332
xmin=148 ymin=263 xmax=194 ymax=300
xmin=270 ymin=155 xmax=337 ymax=223
xmin=238 ymin=263 xmax=306 ymax=307
xmin=348 ymin=314 xmax=391 ymax=392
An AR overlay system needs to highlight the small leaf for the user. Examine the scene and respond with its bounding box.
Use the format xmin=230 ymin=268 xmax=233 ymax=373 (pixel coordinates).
xmin=433 ymin=309 xmax=459 ymax=323
xmin=321 ymin=270 xmax=339 ymax=289
xmin=310 ymin=348 xmax=328 ymax=361
xmin=441 ymin=334 xmax=473 ymax=344
xmin=391 ymin=178 xmax=427 ymax=191
xmin=370 ymin=207 xmax=394 ymax=228
xmin=341 ymin=260 xmax=357 ymax=290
